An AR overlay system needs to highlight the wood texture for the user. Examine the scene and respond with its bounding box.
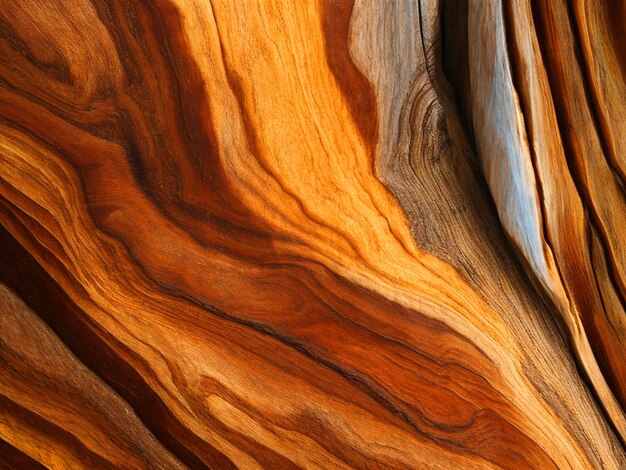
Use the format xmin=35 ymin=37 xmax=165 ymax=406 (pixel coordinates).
xmin=0 ymin=0 xmax=625 ymax=468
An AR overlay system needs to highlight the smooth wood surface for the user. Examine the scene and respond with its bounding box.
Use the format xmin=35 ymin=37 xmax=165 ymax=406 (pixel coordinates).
xmin=1 ymin=0 xmax=625 ymax=468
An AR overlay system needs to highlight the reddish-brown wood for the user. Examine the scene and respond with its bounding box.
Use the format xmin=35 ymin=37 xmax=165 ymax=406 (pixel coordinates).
xmin=1 ymin=0 xmax=625 ymax=468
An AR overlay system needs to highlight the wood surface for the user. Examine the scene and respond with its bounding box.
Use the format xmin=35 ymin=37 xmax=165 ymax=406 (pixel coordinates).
xmin=1 ymin=0 xmax=625 ymax=468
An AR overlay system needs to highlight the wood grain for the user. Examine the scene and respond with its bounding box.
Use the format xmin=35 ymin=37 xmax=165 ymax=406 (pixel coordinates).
xmin=464 ymin=0 xmax=626 ymax=442
xmin=0 ymin=284 xmax=184 ymax=469
xmin=0 ymin=0 xmax=625 ymax=468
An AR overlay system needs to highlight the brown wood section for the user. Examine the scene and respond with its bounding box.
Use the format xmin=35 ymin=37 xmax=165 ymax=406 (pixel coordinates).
xmin=1 ymin=0 xmax=625 ymax=468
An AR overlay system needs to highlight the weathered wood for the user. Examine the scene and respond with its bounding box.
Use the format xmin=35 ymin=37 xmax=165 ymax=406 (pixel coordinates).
xmin=0 ymin=0 xmax=625 ymax=468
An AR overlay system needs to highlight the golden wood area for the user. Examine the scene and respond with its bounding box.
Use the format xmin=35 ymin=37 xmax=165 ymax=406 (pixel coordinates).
xmin=1 ymin=0 xmax=626 ymax=468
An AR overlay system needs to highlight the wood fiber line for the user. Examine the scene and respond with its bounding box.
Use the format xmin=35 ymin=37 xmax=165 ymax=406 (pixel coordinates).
xmin=0 ymin=0 xmax=625 ymax=468
xmin=457 ymin=0 xmax=626 ymax=443
xmin=0 ymin=283 xmax=185 ymax=469
xmin=0 ymin=438 xmax=46 ymax=470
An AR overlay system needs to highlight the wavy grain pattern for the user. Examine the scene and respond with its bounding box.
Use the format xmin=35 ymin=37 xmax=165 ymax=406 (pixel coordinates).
xmin=1 ymin=0 xmax=625 ymax=468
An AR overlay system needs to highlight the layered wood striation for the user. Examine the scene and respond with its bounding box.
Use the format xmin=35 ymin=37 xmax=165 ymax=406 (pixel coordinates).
xmin=456 ymin=0 xmax=626 ymax=442
xmin=0 ymin=0 xmax=625 ymax=468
